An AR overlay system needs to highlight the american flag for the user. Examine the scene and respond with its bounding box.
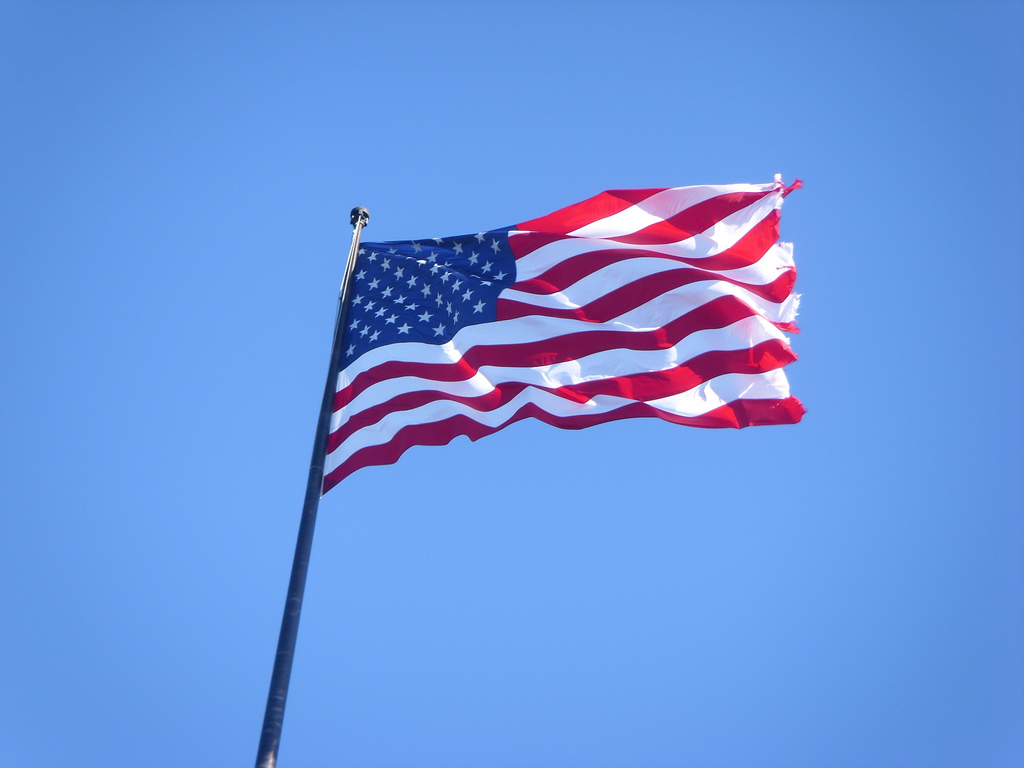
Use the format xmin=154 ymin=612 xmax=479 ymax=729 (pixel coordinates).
xmin=323 ymin=179 xmax=803 ymax=493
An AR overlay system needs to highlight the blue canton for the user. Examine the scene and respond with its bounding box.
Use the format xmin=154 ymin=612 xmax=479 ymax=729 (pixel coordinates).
xmin=341 ymin=227 xmax=517 ymax=366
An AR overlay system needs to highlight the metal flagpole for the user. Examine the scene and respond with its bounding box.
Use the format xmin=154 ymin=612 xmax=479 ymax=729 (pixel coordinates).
xmin=255 ymin=206 xmax=370 ymax=768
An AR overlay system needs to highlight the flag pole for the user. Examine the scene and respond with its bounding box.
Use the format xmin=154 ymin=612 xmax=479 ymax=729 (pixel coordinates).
xmin=255 ymin=206 xmax=370 ymax=768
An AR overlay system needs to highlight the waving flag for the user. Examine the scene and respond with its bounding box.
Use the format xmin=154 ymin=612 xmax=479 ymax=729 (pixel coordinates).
xmin=323 ymin=178 xmax=803 ymax=492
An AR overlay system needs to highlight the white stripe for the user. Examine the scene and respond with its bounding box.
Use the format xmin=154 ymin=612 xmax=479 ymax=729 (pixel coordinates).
xmin=566 ymin=183 xmax=774 ymax=238
xmin=325 ymin=370 xmax=791 ymax=473
xmin=502 ymin=276 xmax=796 ymax=335
xmin=502 ymin=243 xmax=794 ymax=311
xmin=648 ymin=367 xmax=791 ymax=412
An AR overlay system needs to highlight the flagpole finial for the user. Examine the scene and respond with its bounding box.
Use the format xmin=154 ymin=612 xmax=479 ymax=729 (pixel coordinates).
xmin=350 ymin=206 xmax=370 ymax=227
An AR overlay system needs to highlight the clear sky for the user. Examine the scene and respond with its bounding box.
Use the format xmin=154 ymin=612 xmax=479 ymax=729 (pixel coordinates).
xmin=2 ymin=2 xmax=1022 ymax=766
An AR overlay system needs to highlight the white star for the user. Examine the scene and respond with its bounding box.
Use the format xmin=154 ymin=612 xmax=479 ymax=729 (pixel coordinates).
xmin=381 ymin=258 xmax=391 ymax=270
xmin=475 ymin=232 xmax=486 ymax=242
xmin=381 ymin=286 xmax=393 ymax=298
xmin=358 ymin=248 xmax=366 ymax=256
xmin=364 ymin=300 xmax=376 ymax=311
xmin=490 ymin=239 xmax=501 ymax=253
xmin=433 ymin=323 xmax=446 ymax=336
xmin=406 ymin=276 xmax=417 ymax=288
xmin=430 ymin=263 xmax=442 ymax=275
xmin=426 ymin=251 xmax=438 ymax=262
xmin=367 ymin=252 xmax=377 ymax=262
xmin=352 ymin=294 xmax=363 ymax=305
xmin=418 ymin=310 xmax=433 ymax=323
xmin=348 ymin=319 xmax=360 ymax=330
xmin=481 ymin=261 xmax=492 ymax=273
xmin=346 ymin=344 xmax=355 ymax=355
xmin=453 ymin=242 xmax=464 ymax=254
xmin=369 ymin=330 xmax=380 ymax=341
xmin=440 ymin=271 xmax=451 ymax=283
xmin=411 ymin=241 xmax=422 ymax=253
xmin=395 ymin=294 xmax=406 ymax=304
xmin=435 ymin=294 xmax=443 ymax=306
xmin=433 ymin=237 xmax=444 ymax=244
xmin=421 ymin=284 xmax=431 ymax=297
xmin=356 ymin=269 xmax=367 ymax=280
xmin=468 ymin=251 xmax=479 ymax=264
xmin=388 ymin=247 xmax=397 ymax=254
xmin=462 ymin=288 xmax=473 ymax=301
xmin=397 ymin=323 xmax=411 ymax=334
xmin=494 ymin=270 xmax=506 ymax=281
xmin=453 ymin=311 xmax=459 ymax=323
xmin=406 ymin=302 xmax=419 ymax=311
xmin=375 ymin=307 xmax=386 ymax=317
xmin=385 ymin=313 xmax=398 ymax=324
xmin=394 ymin=266 xmax=404 ymax=279
xmin=473 ymin=300 xmax=485 ymax=313
xmin=368 ymin=278 xmax=380 ymax=290
xmin=359 ymin=326 xmax=369 ymax=337
xmin=452 ymin=278 xmax=463 ymax=291
xmin=446 ymin=301 xmax=453 ymax=314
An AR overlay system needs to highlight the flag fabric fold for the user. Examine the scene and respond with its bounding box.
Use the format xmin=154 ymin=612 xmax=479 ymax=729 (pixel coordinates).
xmin=323 ymin=179 xmax=803 ymax=493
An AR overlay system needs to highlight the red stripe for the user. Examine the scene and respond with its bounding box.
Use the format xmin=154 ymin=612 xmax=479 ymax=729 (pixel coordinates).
xmin=326 ymin=339 xmax=796 ymax=452
xmin=512 ymin=211 xmax=781 ymax=295
xmin=507 ymin=230 xmax=568 ymax=260
xmin=700 ymin=210 xmax=781 ymax=270
xmin=500 ymin=266 xmax=796 ymax=323
xmin=323 ymin=395 xmax=804 ymax=492
xmin=516 ymin=188 xmax=664 ymax=235
xmin=567 ymin=340 xmax=796 ymax=401
xmin=599 ymin=190 xmax=772 ymax=246
xmin=774 ymin=320 xmax=800 ymax=334
xmin=333 ymin=295 xmax=760 ymax=411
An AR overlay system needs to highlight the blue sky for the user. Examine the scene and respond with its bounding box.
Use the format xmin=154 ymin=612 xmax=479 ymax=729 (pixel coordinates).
xmin=2 ymin=2 xmax=1022 ymax=766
